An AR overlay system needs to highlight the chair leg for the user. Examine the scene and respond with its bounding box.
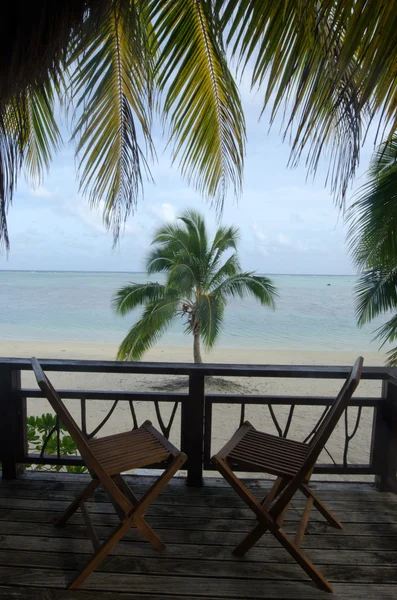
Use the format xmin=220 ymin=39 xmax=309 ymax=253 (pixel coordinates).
xmin=233 ymin=476 xmax=291 ymax=557
xmin=68 ymin=456 xmax=186 ymax=590
xmin=261 ymin=477 xmax=284 ymax=508
xmin=233 ymin=487 xmax=291 ymax=557
xmin=295 ymin=495 xmax=313 ymax=548
xmin=135 ymin=515 xmax=165 ymax=551
xmin=274 ymin=526 xmax=333 ymax=593
xmin=300 ymin=484 xmax=343 ymax=529
xmin=55 ymin=479 xmax=99 ymax=527
xmin=134 ymin=453 xmax=187 ymax=516
xmin=113 ymin=475 xmax=165 ymax=551
xmin=233 ymin=521 xmax=269 ymax=556
xmin=214 ymin=456 xmax=333 ymax=592
xmin=215 ymin=457 xmax=275 ymax=557
xmin=214 ymin=457 xmax=269 ymax=519
xmin=68 ymin=514 xmax=135 ymax=589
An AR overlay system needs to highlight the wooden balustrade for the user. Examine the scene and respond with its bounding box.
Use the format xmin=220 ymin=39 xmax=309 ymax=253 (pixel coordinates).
xmin=0 ymin=358 xmax=396 ymax=490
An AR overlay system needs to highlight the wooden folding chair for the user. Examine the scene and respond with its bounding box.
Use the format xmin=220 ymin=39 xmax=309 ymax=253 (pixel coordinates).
xmin=213 ymin=357 xmax=363 ymax=593
xmin=31 ymin=357 xmax=187 ymax=589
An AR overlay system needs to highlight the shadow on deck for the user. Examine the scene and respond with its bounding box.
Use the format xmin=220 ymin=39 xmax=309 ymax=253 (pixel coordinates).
xmin=0 ymin=472 xmax=396 ymax=599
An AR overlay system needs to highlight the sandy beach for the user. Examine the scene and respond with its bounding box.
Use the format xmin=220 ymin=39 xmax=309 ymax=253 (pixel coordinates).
xmin=0 ymin=340 xmax=388 ymax=478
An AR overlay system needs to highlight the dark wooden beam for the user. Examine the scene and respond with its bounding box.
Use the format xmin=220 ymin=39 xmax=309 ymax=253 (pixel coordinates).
xmin=0 ymin=366 xmax=25 ymax=479
xmin=0 ymin=357 xmax=391 ymax=380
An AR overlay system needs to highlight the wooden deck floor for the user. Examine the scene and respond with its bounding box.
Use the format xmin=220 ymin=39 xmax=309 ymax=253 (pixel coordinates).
xmin=0 ymin=472 xmax=396 ymax=599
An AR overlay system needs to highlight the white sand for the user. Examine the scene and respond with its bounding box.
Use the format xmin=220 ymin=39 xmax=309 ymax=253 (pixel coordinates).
xmin=0 ymin=340 xmax=388 ymax=478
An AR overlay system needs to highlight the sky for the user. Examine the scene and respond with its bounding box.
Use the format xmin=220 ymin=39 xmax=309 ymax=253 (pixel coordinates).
xmin=1 ymin=75 xmax=377 ymax=275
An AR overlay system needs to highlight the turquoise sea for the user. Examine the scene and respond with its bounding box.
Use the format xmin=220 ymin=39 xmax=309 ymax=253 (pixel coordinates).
xmin=0 ymin=271 xmax=391 ymax=352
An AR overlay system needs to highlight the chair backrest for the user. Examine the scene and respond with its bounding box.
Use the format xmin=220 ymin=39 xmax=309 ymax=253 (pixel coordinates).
xmin=270 ymin=356 xmax=363 ymax=517
xmin=31 ymin=357 xmax=133 ymax=513
xmin=31 ymin=357 xmax=100 ymax=468
xmin=308 ymin=356 xmax=363 ymax=454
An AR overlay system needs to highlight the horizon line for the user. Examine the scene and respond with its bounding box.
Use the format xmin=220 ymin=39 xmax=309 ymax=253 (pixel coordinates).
xmin=0 ymin=269 xmax=356 ymax=277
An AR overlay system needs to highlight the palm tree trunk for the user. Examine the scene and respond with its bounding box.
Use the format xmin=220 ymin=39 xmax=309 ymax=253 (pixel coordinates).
xmin=193 ymin=331 xmax=203 ymax=363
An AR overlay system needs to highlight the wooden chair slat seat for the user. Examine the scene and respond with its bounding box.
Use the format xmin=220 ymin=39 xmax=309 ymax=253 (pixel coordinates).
xmin=212 ymin=357 xmax=363 ymax=594
xmin=228 ymin=429 xmax=311 ymax=478
xmin=88 ymin=428 xmax=171 ymax=474
xmin=31 ymin=357 xmax=187 ymax=590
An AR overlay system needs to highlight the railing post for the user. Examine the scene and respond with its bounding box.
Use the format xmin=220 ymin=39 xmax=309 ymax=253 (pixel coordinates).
xmin=0 ymin=365 xmax=26 ymax=479
xmin=181 ymin=371 xmax=205 ymax=487
xmin=371 ymin=380 xmax=397 ymax=492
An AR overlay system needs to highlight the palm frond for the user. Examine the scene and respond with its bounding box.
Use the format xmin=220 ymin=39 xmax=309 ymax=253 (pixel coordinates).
xmin=371 ymin=313 xmax=397 ymax=366
xmin=70 ymin=0 xmax=155 ymax=243
xmin=210 ymin=224 xmax=239 ymax=254
xmin=116 ymin=296 xmax=179 ymax=360
xmin=374 ymin=314 xmax=397 ymax=348
xmin=148 ymin=210 xmax=209 ymax=287
xmin=213 ymin=272 xmax=278 ymax=308
xmin=355 ymin=268 xmax=397 ymax=326
xmin=0 ymin=105 xmax=26 ymax=251
xmin=146 ymin=249 xmax=174 ymax=275
xmin=208 ymin=253 xmax=240 ymax=289
xmin=166 ymin=259 xmax=201 ymax=297
xmin=112 ymin=281 xmax=166 ymax=315
xmin=385 ymin=345 xmax=397 ymax=368
xmin=208 ymin=224 xmax=240 ymax=273
xmin=219 ymin=0 xmax=368 ymax=206
xmin=178 ymin=210 xmax=208 ymax=259
xmin=195 ymin=293 xmax=226 ymax=349
xmin=150 ymin=0 xmax=245 ymax=209
xmin=347 ymin=136 xmax=397 ymax=269
xmin=23 ymin=82 xmax=62 ymax=186
xmin=151 ymin=222 xmax=191 ymax=254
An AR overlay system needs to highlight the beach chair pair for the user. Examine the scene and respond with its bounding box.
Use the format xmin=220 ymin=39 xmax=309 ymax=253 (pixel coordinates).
xmin=31 ymin=356 xmax=362 ymax=592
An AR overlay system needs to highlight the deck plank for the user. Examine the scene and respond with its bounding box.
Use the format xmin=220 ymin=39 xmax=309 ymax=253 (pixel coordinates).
xmin=0 ymin=473 xmax=396 ymax=598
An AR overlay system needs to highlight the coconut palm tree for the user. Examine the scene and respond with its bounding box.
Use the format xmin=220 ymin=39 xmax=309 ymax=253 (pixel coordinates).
xmin=3 ymin=2 xmax=397 ymax=250
xmin=347 ymin=136 xmax=397 ymax=364
xmin=112 ymin=210 xmax=277 ymax=362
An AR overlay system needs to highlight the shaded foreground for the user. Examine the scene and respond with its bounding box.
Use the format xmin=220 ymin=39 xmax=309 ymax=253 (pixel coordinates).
xmin=0 ymin=472 xmax=396 ymax=598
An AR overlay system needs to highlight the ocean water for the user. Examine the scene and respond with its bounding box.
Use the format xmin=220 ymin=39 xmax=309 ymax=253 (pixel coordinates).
xmin=0 ymin=270 xmax=391 ymax=352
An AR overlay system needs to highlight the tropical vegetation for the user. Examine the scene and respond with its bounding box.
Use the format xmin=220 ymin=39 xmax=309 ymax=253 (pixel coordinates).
xmin=26 ymin=414 xmax=87 ymax=473
xmin=112 ymin=210 xmax=277 ymax=362
xmin=3 ymin=2 xmax=397 ymax=251
xmin=347 ymin=136 xmax=397 ymax=364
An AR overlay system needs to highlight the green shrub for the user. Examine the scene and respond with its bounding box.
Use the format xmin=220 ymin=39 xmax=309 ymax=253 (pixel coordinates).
xmin=26 ymin=413 xmax=88 ymax=474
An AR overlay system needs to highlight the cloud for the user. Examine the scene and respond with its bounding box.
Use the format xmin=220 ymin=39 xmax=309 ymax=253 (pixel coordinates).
xmin=277 ymin=233 xmax=290 ymax=246
xmin=149 ymin=202 xmax=178 ymax=223
xmin=30 ymin=185 xmax=56 ymax=200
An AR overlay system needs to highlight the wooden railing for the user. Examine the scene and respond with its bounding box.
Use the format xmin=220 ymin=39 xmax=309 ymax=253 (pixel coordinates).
xmin=0 ymin=358 xmax=397 ymax=491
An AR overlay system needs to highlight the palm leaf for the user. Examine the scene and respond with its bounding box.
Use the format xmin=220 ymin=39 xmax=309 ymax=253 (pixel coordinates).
xmin=355 ymin=268 xmax=397 ymax=326
xmin=1 ymin=77 xmax=62 ymax=251
xmin=385 ymin=345 xmax=397 ymax=368
xmin=0 ymin=99 xmax=28 ymax=251
xmin=112 ymin=281 xmax=167 ymax=315
xmin=208 ymin=224 xmax=240 ymax=274
xmin=69 ymin=0 xmax=154 ymax=242
xmin=213 ymin=272 xmax=278 ymax=308
xmin=150 ymin=0 xmax=245 ymax=208
xmin=23 ymin=82 xmax=62 ymax=186
xmin=219 ymin=0 xmax=367 ymax=206
xmin=195 ymin=292 xmax=226 ymax=349
xmin=117 ymin=295 xmax=179 ymax=360
xmin=178 ymin=210 xmax=208 ymax=260
xmin=0 ymin=120 xmax=21 ymax=252
xmin=208 ymin=253 xmax=240 ymax=288
xmin=347 ymin=136 xmax=397 ymax=269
